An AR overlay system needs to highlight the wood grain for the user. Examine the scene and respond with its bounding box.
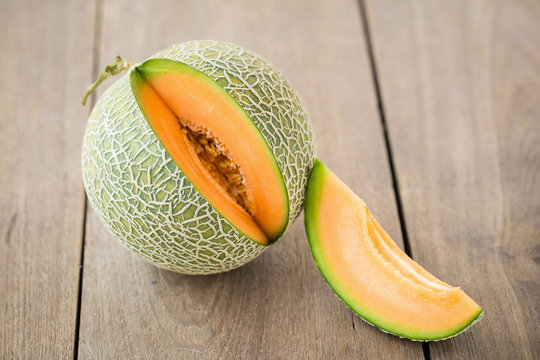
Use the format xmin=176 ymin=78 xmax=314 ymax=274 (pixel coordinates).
xmin=0 ymin=0 xmax=96 ymax=358
xmin=77 ymin=0 xmax=423 ymax=358
xmin=365 ymin=0 xmax=540 ymax=358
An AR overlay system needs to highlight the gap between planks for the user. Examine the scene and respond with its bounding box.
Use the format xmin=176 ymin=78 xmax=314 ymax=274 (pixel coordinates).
xmin=357 ymin=0 xmax=432 ymax=358
xmin=73 ymin=0 xmax=104 ymax=359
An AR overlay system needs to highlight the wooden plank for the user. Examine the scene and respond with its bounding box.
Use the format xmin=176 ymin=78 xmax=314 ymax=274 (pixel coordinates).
xmin=77 ymin=0 xmax=424 ymax=358
xmin=365 ymin=0 xmax=540 ymax=358
xmin=0 ymin=0 xmax=96 ymax=358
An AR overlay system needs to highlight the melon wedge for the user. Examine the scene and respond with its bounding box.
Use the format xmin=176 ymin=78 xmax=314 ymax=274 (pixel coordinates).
xmin=130 ymin=59 xmax=289 ymax=244
xmin=304 ymin=160 xmax=483 ymax=340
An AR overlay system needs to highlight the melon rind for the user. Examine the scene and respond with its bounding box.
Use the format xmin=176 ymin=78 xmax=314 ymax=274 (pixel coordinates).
xmin=82 ymin=41 xmax=315 ymax=274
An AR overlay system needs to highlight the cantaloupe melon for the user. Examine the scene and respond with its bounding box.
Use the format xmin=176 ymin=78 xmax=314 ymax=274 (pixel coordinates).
xmin=304 ymin=160 xmax=483 ymax=340
xmin=82 ymin=41 xmax=315 ymax=274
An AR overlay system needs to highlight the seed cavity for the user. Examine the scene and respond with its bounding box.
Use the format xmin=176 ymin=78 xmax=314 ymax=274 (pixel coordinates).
xmin=182 ymin=124 xmax=253 ymax=215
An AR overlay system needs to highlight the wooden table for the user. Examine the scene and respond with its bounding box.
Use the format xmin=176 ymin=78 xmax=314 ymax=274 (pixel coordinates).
xmin=1 ymin=0 xmax=539 ymax=358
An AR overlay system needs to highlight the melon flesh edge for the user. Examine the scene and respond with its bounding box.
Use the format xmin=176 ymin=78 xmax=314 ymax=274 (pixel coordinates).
xmin=304 ymin=160 xmax=483 ymax=341
xmin=130 ymin=59 xmax=290 ymax=244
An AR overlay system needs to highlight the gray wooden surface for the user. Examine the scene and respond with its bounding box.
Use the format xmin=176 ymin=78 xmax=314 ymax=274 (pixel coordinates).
xmin=365 ymin=0 xmax=540 ymax=358
xmin=1 ymin=0 xmax=538 ymax=359
xmin=0 ymin=0 xmax=95 ymax=358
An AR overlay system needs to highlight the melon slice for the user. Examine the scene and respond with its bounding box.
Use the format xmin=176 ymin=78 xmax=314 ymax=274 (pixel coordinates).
xmin=130 ymin=59 xmax=289 ymax=245
xmin=304 ymin=160 xmax=483 ymax=340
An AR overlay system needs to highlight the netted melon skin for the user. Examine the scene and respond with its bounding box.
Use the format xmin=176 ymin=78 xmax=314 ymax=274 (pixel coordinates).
xmin=82 ymin=41 xmax=315 ymax=274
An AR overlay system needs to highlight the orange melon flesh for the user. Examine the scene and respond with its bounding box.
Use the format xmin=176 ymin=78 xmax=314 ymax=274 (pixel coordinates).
xmin=142 ymin=73 xmax=288 ymax=240
xmin=131 ymin=70 xmax=268 ymax=244
xmin=137 ymin=61 xmax=288 ymax=242
xmin=304 ymin=160 xmax=483 ymax=340
xmin=130 ymin=60 xmax=290 ymax=245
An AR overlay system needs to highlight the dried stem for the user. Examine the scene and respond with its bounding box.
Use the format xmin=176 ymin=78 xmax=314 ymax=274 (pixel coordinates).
xmin=81 ymin=56 xmax=131 ymax=105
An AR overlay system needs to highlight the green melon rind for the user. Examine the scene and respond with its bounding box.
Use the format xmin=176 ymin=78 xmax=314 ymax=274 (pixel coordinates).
xmin=134 ymin=58 xmax=289 ymax=240
xmin=304 ymin=159 xmax=483 ymax=341
xmin=82 ymin=41 xmax=315 ymax=274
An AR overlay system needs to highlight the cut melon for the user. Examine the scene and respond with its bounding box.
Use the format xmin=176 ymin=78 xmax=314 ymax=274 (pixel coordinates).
xmin=81 ymin=41 xmax=315 ymax=274
xmin=304 ymin=160 xmax=483 ymax=340
xmin=131 ymin=59 xmax=288 ymax=244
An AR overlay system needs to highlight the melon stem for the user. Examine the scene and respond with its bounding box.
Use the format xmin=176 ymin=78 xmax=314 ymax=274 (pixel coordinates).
xmin=81 ymin=56 xmax=132 ymax=105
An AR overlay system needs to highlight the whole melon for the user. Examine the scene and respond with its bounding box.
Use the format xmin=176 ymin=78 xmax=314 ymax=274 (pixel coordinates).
xmin=82 ymin=40 xmax=315 ymax=274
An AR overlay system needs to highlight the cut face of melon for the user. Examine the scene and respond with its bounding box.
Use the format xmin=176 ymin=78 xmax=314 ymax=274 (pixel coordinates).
xmin=304 ymin=160 xmax=483 ymax=340
xmin=130 ymin=59 xmax=289 ymax=245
